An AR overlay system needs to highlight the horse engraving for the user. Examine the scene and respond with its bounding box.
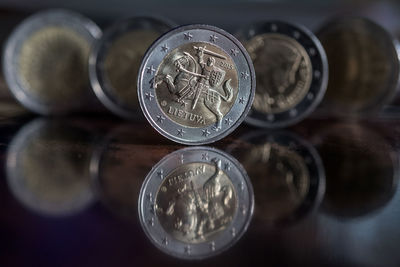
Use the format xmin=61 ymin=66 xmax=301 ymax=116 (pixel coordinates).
xmin=154 ymin=46 xmax=234 ymax=130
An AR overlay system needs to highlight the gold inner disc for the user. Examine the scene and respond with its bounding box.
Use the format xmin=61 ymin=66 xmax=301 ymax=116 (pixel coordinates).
xmin=154 ymin=42 xmax=239 ymax=128
xmin=155 ymin=161 xmax=237 ymax=244
xmin=18 ymin=26 xmax=90 ymax=104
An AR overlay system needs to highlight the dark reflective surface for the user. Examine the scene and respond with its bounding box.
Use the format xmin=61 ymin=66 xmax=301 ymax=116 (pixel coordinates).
xmin=0 ymin=114 xmax=400 ymax=267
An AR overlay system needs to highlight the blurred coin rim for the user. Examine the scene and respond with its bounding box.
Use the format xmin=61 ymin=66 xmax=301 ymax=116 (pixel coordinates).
xmin=316 ymin=17 xmax=400 ymax=115
xmin=2 ymin=9 xmax=102 ymax=115
xmin=89 ymin=16 xmax=176 ymax=120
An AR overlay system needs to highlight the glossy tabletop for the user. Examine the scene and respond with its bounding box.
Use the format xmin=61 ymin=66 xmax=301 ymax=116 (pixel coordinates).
xmin=0 ymin=104 xmax=399 ymax=267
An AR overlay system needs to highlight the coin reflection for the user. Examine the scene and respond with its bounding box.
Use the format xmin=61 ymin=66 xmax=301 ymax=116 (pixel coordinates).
xmin=314 ymin=123 xmax=399 ymax=218
xmin=6 ymin=119 xmax=95 ymax=216
xmin=139 ymin=147 xmax=253 ymax=259
xmin=229 ymin=131 xmax=325 ymax=226
xmin=90 ymin=123 xmax=179 ymax=221
xmin=156 ymin=160 xmax=237 ymax=244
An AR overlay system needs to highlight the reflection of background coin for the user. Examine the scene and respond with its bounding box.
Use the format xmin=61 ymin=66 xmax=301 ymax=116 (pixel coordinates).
xmin=229 ymin=131 xmax=325 ymax=226
xmin=90 ymin=123 xmax=180 ymax=221
xmin=238 ymin=21 xmax=328 ymax=128
xmin=317 ymin=17 xmax=400 ymax=115
xmin=90 ymin=17 xmax=174 ymax=119
xmin=138 ymin=147 xmax=253 ymax=259
xmin=313 ymin=122 xmax=399 ymax=218
xmin=3 ymin=9 xmax=102 ymax=115
xmin=138 ymin=24 xmax=255 ymax=145
xmin=6 ymin=118 xmax=96 ymax=217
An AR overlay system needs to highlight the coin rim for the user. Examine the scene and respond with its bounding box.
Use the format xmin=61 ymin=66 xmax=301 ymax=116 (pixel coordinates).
xmin=138 ymin=146 xmax=254 ymax=260
xmin=237 ymin=20 xmax=328 ymax=128
xmin=137 ymin=24 xmax=256 ymax=145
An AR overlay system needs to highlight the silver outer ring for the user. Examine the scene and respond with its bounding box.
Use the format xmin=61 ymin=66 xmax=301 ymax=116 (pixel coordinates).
xmin=2 ymin=9 xmax=102 ymax=115
xmin=237 ymin=21 xmax=328 ymax=128
xmin=89 ymin=16 xmax=175 ymax=120
xmin=138 ymin=146 xmax=254 ymax=260
xmin=138 ymin=24 xmax=256 ymax=145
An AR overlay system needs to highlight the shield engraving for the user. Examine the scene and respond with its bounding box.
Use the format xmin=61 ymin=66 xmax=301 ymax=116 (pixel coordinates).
xmin=209 ymin=66 xmax=225 ymax=88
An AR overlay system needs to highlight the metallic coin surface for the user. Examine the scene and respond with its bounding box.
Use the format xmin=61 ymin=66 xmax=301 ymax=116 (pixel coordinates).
xmin=317 ymin=18 xmax=400 ymax=115
xmin=229 ymin=131 xmax=325 ymax=225
xmin=2 ymin=9 xmax=101 ymax=115
xmin=90 ymin=17 xmax=174 ymax=119
xmin=138 ymin=24 xmax=255 ymax=145
xmin=138 ymin=147 xmax=254 ymax=259
xmin=247 ymin=34 xmax=312 ymax=114
xmin=238 ymin=21 xmax=328 ymax=128
xmin=6 ymin=119 xmax=95 ymax=217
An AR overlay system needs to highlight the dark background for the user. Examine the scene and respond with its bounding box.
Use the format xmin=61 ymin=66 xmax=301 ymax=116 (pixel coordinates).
xmin=0 ymin=1 xmax=399 ymax=266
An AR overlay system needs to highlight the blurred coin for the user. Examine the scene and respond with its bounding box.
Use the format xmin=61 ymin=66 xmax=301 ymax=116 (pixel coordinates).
xmin=237 ymin=21 xmax=328 ymax=128
xmin=6 ymin=118 xmax=96 ymax=217
xmin=138 ymin=24 xmax=255 ymax=145
xmin=229 ymin=131 xmax=325 ymax=225
xmin=3 ymin=9 xmax=102 ymax=115
xmin=138 ymin=147 xmax=254 ymax=259
xmin=317 ymin=17 xmax=400 ymax=115
xmin=89 ymin=17 xmax=174 ymax=119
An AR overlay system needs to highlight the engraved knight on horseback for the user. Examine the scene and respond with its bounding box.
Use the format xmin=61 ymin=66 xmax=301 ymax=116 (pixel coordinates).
xmin=154 ymin=45 xmax=234 ymax=130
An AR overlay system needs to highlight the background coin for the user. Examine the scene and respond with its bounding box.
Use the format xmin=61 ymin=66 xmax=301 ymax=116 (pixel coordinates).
xmin=2 ymin=9 xmax=102 ymax=115
xmin=317 ymin=17 xmax=400 ymax=115
xmin=89 ymin=16 xmax=175 ymax=119
xmin=138 ymin=24 xmax=255 ymax=145
xmin=138 ymin=147 xmax=254 ymax=259
xmin=237 ymin=21 xmax=328 ymax=128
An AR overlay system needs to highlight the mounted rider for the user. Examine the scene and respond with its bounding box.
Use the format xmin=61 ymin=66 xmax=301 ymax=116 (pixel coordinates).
xmin=174 ymin=46 xmax=226 ymax=109
xmin=192 ymin=46 xmax=215 ymax=109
